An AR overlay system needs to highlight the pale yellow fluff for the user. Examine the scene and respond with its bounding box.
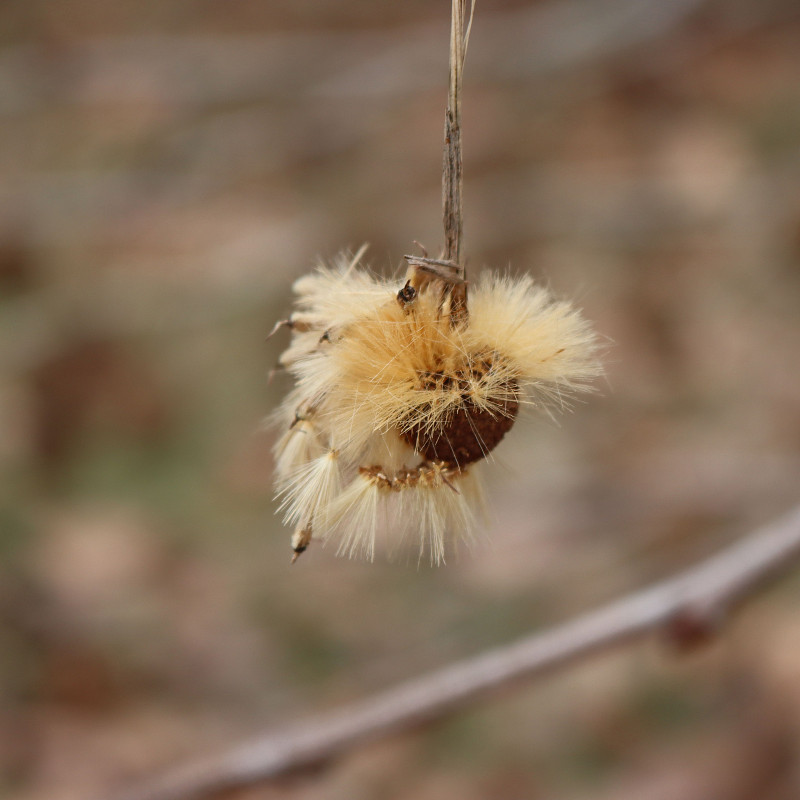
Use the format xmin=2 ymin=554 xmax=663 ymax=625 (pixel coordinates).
xmin=465 ymin=273 xmax=602 ymax=404
xmin=291 ymin=246 xmax=390 ymax=334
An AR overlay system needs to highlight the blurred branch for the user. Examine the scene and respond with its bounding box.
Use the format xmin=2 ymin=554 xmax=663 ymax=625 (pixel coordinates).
xmin=113 ymin=503 xmax=800 ymax=800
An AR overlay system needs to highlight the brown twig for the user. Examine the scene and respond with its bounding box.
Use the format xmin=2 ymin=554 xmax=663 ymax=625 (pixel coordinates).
xmin=111 ymin=502 xmax=800 ymax=800
xmin=442 ymin=0 xmax=475 ymax=265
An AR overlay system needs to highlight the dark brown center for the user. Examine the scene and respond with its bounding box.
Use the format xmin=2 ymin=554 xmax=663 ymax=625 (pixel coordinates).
xmin=401 ymin=360 xmax=519 ymax=467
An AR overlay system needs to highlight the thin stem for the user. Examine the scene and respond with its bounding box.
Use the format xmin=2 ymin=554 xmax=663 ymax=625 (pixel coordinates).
xmin=442 ymin=0 xmax=475 ymax=265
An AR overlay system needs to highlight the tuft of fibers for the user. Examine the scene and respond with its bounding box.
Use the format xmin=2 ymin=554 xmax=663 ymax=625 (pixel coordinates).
xmin=271 ymin=248 xmax=602 ymax=563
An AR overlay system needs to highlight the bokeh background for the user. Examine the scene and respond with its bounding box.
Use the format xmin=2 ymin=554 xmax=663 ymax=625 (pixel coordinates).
xmin=2 ymin=1 xmax=800 ymax=798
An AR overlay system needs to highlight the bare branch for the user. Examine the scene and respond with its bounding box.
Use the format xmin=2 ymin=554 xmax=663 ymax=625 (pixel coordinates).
xmin=112 ymin=503 xmax=800 ymax=800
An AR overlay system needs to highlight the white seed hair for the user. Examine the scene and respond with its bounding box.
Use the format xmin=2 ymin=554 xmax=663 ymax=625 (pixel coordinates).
xmin=277 ymin=449 xmax=342 ymax=533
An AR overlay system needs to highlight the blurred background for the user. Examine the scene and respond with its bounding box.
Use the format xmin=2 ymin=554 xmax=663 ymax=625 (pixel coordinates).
xmin=2 ymin=1 xmax=800 ymax=798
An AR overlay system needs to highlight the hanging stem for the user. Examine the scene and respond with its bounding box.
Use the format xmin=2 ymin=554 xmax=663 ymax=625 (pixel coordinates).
xmin=403 ymin=1 xmax=474 ymax=323
xmin=442 ymin=0 xmax=475 ymax=265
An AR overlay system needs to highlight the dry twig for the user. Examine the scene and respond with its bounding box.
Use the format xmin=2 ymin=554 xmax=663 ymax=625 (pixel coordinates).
xmin=112 ymin=503 xmax=800 ymax=800
xmin=442 ymin=0 xmax=475 ymax=264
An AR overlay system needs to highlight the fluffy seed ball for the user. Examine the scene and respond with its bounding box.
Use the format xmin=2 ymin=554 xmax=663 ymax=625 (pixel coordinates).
xmin=272 ymin=248 xmax=601 ymax=563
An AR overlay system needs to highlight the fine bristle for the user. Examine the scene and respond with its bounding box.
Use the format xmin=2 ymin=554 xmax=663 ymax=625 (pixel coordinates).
xmin=277 ymin=450 xmax=342 ymax=533
xmin=291 ymin=248 xmax=389 ymax=335
xmin=322 ymin=464 xmax=483 ymax=565
xmin=466 ymin=273 xmax=603 ymax=405
xmin=327 ymin=473 xmax=381 ymax=561
xmin=273 ymin=419 xmax=324 ymax=484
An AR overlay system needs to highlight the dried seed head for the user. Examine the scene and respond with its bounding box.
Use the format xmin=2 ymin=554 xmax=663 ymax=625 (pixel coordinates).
xmin=271 ymin=248 xmax=601 ymax=563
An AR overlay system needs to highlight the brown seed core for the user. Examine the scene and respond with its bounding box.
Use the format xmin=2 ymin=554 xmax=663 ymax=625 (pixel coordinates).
xmin=402 ymin=359 xmax=519 ymax=467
